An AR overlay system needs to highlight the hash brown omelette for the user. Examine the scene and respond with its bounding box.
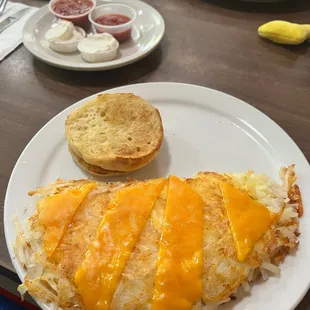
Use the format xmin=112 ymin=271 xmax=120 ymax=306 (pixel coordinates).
xmin=14 ymin=165 xmax=302 ymax=309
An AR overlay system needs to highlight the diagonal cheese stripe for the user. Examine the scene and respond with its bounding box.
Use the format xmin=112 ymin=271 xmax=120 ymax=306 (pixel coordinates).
xmin=152 ymin=176 xmax=204 ymax=310
xmin=37 ymin=183 xmax=95 ymax=256
xmin=220 ymin=182 xmax=277 ymax=262
xmin=74 ymin=178 xmax=166 ymax=310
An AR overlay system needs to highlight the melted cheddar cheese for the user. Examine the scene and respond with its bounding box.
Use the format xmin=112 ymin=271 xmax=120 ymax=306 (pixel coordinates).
xmin=152 ymin=176 xmax=204 ymax=310
xmin=74 ymin=179 xmax=166 ymax=310
xmin=37 ymin=183 xmax=95 ymax=256
xmin=220 ymin=182 xmax=276 ymax=262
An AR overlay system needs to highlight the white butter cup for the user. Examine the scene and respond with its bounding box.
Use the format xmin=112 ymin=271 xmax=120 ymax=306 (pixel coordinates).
xmin=78 ymin=33 xmax=119 ymax=63
xmin=45 ymin=20 xmax=75 ymax=42
xmin=49 ymin=27 xmax=86 ymax=53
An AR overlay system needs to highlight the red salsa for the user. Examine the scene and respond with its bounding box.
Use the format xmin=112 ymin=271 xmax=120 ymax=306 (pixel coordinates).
xmin=95 ymin=14 xmax=132 ymax=43
xmin=95 ymin=14 xmax=131 ymax=26
xmin=52 ymin=0 xmax=93 ymax=16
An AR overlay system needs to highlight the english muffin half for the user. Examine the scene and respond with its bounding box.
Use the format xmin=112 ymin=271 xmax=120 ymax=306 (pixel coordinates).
xmin=65 ymin=93 xmax=163 ymax=173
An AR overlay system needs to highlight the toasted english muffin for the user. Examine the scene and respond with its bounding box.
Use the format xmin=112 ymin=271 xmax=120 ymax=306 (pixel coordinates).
xmin=69 ymin=146 xmax=127 ymax=176
xmin=65 ymin=93 xmax=163 ymax=174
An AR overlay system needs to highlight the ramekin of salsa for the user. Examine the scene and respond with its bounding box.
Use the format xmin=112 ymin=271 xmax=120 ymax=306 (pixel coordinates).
xmin=49 ymin=0 xmax=96 ymax=30
xmin=89 ymin=3 xmax=136 ymax=43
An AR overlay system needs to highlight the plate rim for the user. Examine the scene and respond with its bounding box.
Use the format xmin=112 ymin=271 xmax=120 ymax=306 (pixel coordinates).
xmin=22 ymin=0 xmax=165 ymax=71
xmin=4 ymin=82 xmax=310 ymax=310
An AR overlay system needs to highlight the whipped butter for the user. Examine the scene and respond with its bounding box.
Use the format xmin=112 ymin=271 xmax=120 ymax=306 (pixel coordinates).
xmin=77 ymin=33 xmax=119 ymax=63
xmin=45 ymin=20 xmax=85 ymax=53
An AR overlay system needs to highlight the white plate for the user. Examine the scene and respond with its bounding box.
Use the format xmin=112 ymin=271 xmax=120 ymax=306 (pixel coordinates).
xmin=4 ymin=83 xmax=310 ymax=310
xmin=22 ymin=0 xmax=165 ymax=71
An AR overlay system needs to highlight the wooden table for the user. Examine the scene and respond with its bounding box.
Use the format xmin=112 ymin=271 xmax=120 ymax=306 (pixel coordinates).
xmin=1 ymin=0 xmax=310 ymax=307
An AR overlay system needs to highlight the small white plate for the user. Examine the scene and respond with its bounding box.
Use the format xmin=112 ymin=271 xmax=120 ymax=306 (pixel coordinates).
xmin=22 ymin=0 xmax=165 ymax=71
xmin=4 ymin=83 xmax=310 ymax=310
